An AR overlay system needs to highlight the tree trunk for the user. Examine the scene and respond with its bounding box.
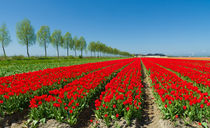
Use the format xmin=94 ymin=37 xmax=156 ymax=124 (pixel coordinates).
xmin=1 ymin=42 xmax=6 ymax=58
xmin=67 ymin=42 xmax=69 ymax=56
xmin=74 ymin=49 xmax=76 ymax=57
xmin=56 ymin=44 xmax=59 ymax=58
xmin=81 ymin=49 xmax=82 ymax=57
xmin=91 ymin=51 xmax=92 ymax=57
xmin=44 ymin=42 xmax=47 ymax=57
xmin=27 ymin=42 xmax=30 ymax=57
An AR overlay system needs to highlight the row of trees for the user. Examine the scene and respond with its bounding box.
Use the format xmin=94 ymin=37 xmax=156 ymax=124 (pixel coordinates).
xmin=88 ymin=41 xmax=131 ymax=57
xmin=0 ymin=18 xmax=132 ymax=58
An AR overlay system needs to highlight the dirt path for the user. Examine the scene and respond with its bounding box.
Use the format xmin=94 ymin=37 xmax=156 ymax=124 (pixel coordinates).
xmin=141 ymin=64 xmax=174 ymax=128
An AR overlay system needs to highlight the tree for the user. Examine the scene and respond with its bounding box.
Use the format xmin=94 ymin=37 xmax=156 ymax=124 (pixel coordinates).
xmin=88 ymin=41 xmax=95 ymax=57
xmin=51 ymin=30 xmax=62 ymax=58
xmin=95 ymin=41 xmax=101 ymax=57
xmin=16 ymin=18 xmax=36 ymax=57
xmin=79 ymin=36 xmax=86 ymax=57
xmin=100 ymin=43 xmax=106 ymax=56
xmin=113 ymin=48 xmax=119 ymax=56
xmin=73 ymin=36 xmax=78 ymax=56
xmin=0 ymin=23 xmax=11 ymax=58
xmin=107 ymin=46 xmax=113 ymax=56
xmin=62 ymin=32 xmax=72 ymax=56
xmin=97 ymin=42 xmax=105 ymax=57
xmin=75 ymin=37 xmax=81 ymax=56
xmin=37 ymin=26 xmax=50 ymax=57
xmin=70 ymin=36 xmax=75 ymax=56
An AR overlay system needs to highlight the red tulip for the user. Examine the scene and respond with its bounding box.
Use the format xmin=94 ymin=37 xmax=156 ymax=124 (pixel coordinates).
xmin=126 ymin=107 xmax=130 ymax=111
xmin=104 ymin=114 xmax=108 ymax=118
xmin=113 ymin=104 xmax=116 ymax=108
xmin=116 ymin=113 xmax=119 ymax=118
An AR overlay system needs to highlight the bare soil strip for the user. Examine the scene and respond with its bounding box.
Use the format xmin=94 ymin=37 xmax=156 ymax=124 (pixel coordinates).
xmin=141 ymin=63 xmax=174 ymax=128
xmin=73 ymin=97 xmax=95 ymax=128
xmin=0 ymin=109 xmax=29 ymax=128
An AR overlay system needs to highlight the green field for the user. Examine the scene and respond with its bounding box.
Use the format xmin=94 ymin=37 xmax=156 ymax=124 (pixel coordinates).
xmin=0 ymin=57 xmax=125 ymax=77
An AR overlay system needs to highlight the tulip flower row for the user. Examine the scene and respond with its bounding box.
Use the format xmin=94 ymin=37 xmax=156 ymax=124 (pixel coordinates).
xmin=164 ymin=58 xmax=210 ymax=74
xmin=0 ymin=59 xmax=131 ymax=115
xmin=141 ymin=58 xmax=210 ymax=122
xmin=95 ymin=58 xmax=143 ymax=126
xmin=146 ymin=58 xmax=210 ymax=89
xmin=28 ymin=58 xmax=134 ymax=125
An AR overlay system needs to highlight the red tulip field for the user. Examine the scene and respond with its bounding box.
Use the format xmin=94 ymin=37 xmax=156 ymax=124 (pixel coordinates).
xmin=0 ymin=58 xmax=209 ymax=128
xmin=141 ymin=58 xmax=210 ymax=127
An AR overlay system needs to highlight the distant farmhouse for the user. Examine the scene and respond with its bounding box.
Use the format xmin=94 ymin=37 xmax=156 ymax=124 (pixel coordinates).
xmin=134 ymin=53 xmax=167 ymax=58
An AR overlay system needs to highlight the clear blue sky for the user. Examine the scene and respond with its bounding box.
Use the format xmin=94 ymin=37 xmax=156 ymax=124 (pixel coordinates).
xmin=0 ymin=0 xmax=210 ymax=56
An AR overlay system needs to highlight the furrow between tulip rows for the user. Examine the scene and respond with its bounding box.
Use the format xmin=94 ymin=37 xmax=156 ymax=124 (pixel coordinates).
xmin=28 ymin=58 xmax=134 ymax=126
xmin=94 ymin=58 xmax=143 ymax=126
xmin=141 ymin=58 xmax=210 ymax=122
xmin=0 ymin=59 xmax=130 ymax=116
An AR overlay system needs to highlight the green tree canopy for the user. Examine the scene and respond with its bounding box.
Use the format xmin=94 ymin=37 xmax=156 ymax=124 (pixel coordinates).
xmin=87 ymin=41 xmax=132 ymax=57
xmin=37 ymin=26 xmax=50 ymax=57
xmin=69 ymin=35 xmax=75 ymax=54
xmin=88 ymin=41 xmax=96 ymax=56
xmin=62 ymin=32 xmax=72 ymax=56
xmin=51 ymin=30 xmax=62 ymax=58
xmin=78 ymin=36 xmax=86 ymax=57
xmin=0 ymin=23 xmax=11 ymax=57
xmin=16 ymin=18 xmax=36 ymax=57
xmin=73 ymin=36 xmax=79 ymax=56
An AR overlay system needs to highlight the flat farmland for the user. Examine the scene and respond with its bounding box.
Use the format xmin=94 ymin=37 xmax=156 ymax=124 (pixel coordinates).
xmin=0 ymin=57 xmax=209 ymax=128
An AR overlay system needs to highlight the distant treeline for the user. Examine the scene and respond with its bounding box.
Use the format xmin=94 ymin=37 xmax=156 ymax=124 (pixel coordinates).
xmin=144 ymin=53 xmax=166 ymax=56
xmin=0 ymin=18 xmax=132 ymax=58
